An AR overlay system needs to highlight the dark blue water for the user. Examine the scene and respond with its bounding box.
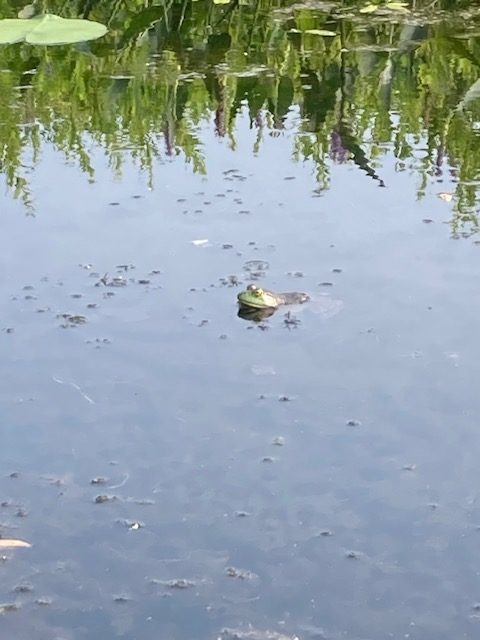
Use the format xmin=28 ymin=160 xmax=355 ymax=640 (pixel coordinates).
xmin=1 ymin=106 xmax=480 ymax=640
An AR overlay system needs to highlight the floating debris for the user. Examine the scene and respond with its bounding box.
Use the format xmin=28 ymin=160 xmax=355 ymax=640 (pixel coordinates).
xmin=116 ymin=519 xmax=144 ymax=530
xmin=225 ymin=567 xmax=258 ymax=580
xmin=219 ymin=275 xmax=240 ymax=287
xmin=346 ymin=419 xmax=361 ymax=427
xmin=437 ymin=192 xmax=453 ymax=202
xmin=218 ymin=628 xmax=300 ymax=640
xmin=151 ymin=578 xmax=196 ymax=589
xmin=243 ymin=260 xmax=269 ymax=279
xmin=57 ymin=313 xmax=87 ymax=327
xmin=108 ymin=474 xmax=129 ymax=489
xmin=0 ymin=539 xmax=31 ymax=549
xmin=52 ymin=377 xmax=95 ymax=404
xmin=13 ymin=583 xmax=33 ymax=593
xmin=125 ymin=497 xmax=155 ymax=505
xmin=94 ymin=495 xmax=117 ymax=504
xmin=95 ymin=274 xmax=127 ymax=287
xmin=113 ymin=594 xmax=131 ymax=603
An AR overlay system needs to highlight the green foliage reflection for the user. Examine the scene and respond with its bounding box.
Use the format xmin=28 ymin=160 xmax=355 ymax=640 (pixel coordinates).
xmin=1 ymin=0 xmax=480 ymax=234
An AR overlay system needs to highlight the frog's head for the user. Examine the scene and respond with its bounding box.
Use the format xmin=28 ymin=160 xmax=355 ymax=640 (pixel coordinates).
xmin=237 ymin=284 xmax=278 ymax=309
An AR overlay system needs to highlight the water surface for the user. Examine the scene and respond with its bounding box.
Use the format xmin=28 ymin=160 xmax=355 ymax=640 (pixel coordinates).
xmin=1 ymin=2 xmax=480 ymax=639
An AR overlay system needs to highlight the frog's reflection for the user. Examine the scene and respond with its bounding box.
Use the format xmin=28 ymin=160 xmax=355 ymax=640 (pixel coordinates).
xmin=237 ymin=305 xmax=276 ymax=322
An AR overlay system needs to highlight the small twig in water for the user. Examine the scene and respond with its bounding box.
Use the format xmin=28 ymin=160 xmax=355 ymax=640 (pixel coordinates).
xmin=52 ymin=376 xmax=95 ymax=405
xmin=108 ymin=474 xmax=130 ymax=490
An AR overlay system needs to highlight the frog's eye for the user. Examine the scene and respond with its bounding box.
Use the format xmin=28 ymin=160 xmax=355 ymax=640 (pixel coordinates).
xmin=255 ymin=288 xmax=264 ymax=296
xmin=247 ymin=284 xmax=257 ymax=292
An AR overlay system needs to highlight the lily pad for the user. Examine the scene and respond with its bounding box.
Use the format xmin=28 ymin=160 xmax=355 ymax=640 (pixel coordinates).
xmin=0 ymin=14 xmax=107 ymax=46
xmin=0 ymin=16 xmax=42 ymax=43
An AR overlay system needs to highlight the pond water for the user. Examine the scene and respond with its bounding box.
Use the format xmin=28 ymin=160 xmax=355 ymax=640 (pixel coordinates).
xmin=2 ymin=1 xmax=480 ymax=639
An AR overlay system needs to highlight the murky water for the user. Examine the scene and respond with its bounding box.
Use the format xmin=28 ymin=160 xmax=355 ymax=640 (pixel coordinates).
xmin=2 ymin=2 xmax=480 ymax=639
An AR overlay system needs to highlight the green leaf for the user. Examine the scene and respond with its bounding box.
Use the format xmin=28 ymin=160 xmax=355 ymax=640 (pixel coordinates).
xmin=360 ymin=4 xmax=380 ymax=13
xmin=0 ymin=16 xmax=42 ymax=44
xmin=0 ymin=14 xmax=107 ymax=46
xmin=304 ymin=29 xmax=337 ymax=36
xmin=26 ymin=14 xmax=107 ymax=45
xmin=213 ymin=0 xmax=231 ymax=3
xmin=385 ymin=2 xmax=409 ymax=11
xmin=360 ymin=0 xmax=409 ymax=11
